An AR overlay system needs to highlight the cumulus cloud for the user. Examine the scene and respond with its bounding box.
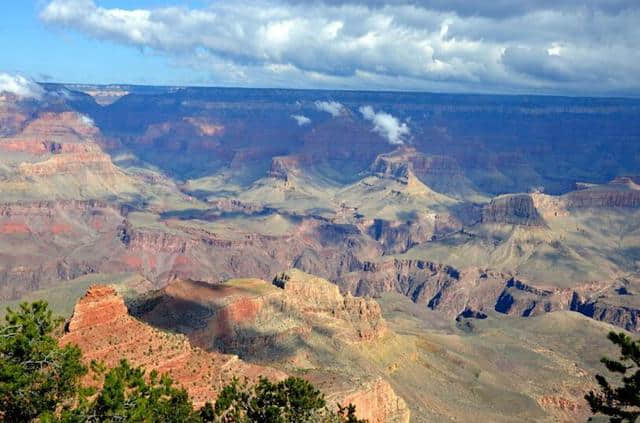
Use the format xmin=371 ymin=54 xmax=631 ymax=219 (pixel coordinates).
xmin=283 ymin=0 xmax=639 ymax=18
xmin=39 ymin=0 xmax=640 ymax=95
xmin=291 ymin=114 xmax=311 ymax=125
xmin=0 ymin=73 xmax=45 ymax=100
xmin=359 ymin=105 xmax=409 ymax=145
xmin=315 ymin=101 xmax=345 ymax=117
xmin=78 ymin=113 xmax=95 ymax=127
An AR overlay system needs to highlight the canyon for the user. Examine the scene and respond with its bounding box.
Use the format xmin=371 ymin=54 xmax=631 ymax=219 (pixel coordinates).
xmin=1 ymin=84 xmax=640 ymax=421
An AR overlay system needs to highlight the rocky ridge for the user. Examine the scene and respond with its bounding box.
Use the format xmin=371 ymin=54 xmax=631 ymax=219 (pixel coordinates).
xmin=342 ymin=259 xmax=640 ymax=332
xmin=61 ymin=285 xmax=286 ymax=407
xmin=134 ymin=269 xmax=388 ymax=355
xmin=64 ymin=282 xmax=409 ymax=422
xmin=130 ymin=270 xmax=408 ymax=422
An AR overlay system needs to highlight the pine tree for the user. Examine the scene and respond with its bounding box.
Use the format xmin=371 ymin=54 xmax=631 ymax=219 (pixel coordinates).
xmin=0 ymin=301 xmax=87 ymax=421
xmin=55 ymin=359 xmax=202 ymax=422
xmin=0 ymin=301 xmax=367 ymax=422
xmin=212 ymin=376 xmax=367 ymax=423
xmin=586 ymin=331 xmax=640 ymax=423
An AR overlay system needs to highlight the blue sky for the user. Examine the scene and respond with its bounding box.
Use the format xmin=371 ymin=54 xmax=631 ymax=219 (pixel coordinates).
xmin=0 ymin=2 xmax=213 ymax=85
xmin=1 ymin=1 xmax=640 ymax=95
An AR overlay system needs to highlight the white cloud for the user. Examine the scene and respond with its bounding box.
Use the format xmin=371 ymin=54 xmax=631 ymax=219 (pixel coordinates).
xmin=39 ymin=0 xmax=640 ymax=95
xmin=78 ymin=113 xmax=95 ymax=127
xmin=315 ymin=101 xmax=345 ymax=117
xmin=0 ymin=73 xmax=45 ymax=100
xmin=291 ymin=114 xmax=311 ymax=125
xmin=359 ymin=105 xmax=410 ymax=145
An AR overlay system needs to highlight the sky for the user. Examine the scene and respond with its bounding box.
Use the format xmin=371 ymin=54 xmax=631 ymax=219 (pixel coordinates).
xmin=1 ymin=0 xmax=639 ymax=96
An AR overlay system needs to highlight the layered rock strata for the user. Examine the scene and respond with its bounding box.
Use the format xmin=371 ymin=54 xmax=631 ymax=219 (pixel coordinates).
xmin=61 ymin=285 xmax=285 ymax=406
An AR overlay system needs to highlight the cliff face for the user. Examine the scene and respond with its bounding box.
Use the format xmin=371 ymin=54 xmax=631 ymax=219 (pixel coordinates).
xmin=0 ymin=200 xmax=126 ymax=300
xmin=113 ymin=212 xmax=385 ymax=288
xmin=135 ymin=269 xmax=388 ymax=356
xmin=130 ymin=271 xmax=408 ymax=422
xmin=343 ymin=259 xmax=507 ymax=318
xmin=3 ymin=111 xmax=98 ymax=145
xmin=274 ymin=269 xmax=388 ymax=342
xmin=479 ymin=178 xmax=640 ymax=227
xmin=18 ymin=143 xmax=120 ymax=177
xmin=61 ymin=285 xmax=285 ymax=407
xmin=0 ymin=96 xmax=32 ymax=137
xmin=370 ymin=152 xmax=413 ymax=184
xmin=482 ymin=194 xmax=546 ymax=226
xmin=0 ymin=111 xmax=139 ymax=202
xmin=530 ymin=178 xmax=640 ymax=217
xmin=326 ymin=378 xmax=410 ymax=423
xmin=267 ymin=155 xmax=324 ymax=181
xmin=342 ymin=259 xmax=640 ymax=332
xmin=564 ymin=179 xmax=640 ymax=209
xmin=569 ymin=281 xmax=640 ymax=332
xmin=368 ymin=146 xmax=483 ymax=200
xmin=65 ymin=282 xmax=408 ymax=422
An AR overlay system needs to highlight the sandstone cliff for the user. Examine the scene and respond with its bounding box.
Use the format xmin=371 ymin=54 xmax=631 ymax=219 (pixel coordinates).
xmin=130 ymin=270 xmax=408 ymax=422
xmin=135 ymin=270 xmax=388 ymax=356
xmin=61 ymin=285 xmax=285 ymax=406
xmin=64 ymin=282 xmax=409 ymax=422
xmin=342 ymin=258 xmax=640 ymax=332
xmin=482 ymin=194 xmax=546 ymax=226
xmin=0 ymin=111 xmax=139 ymax=201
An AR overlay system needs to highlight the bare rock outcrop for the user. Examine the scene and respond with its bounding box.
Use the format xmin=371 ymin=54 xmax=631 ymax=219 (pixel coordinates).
xmin=136 ymin=270 xmax=387 ymax=356
xmin=274 ymin=269 xmax=388 ymax=342
xmin=67 ymin=282 xmax=408 ymax=422
xmin=326 ymin=378 xmax=410 ymax=423
xmin=368 ymin=146 xmax=481 ymax=200
xmin=532 ymin=178 xmax=640 ymax=218
xmin=343 ymin=258 xmax=640 ymax=332
xmin=342 ymin=259 xmax=506 ymax=318
xmin=362 ymin=216 xmax=462 ymax=254
xmin=0 ymin=200 xmax=127 ymax=300
xmin=61 ymin=285 xmax=285 ymax=406
xmin=482 ymin=194 xmax=546 ymax=226
xmin=564 ymin=178 xmax=640 ymax=209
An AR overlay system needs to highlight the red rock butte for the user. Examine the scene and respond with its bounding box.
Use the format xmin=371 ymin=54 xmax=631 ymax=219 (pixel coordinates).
xmin=61 ymin=283 xmax=410 ymax=422
xmin=61 ymin=284 xmax=286 ymax=407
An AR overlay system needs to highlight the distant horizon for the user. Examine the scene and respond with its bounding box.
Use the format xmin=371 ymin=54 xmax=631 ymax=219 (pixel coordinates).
xmin=45 ymin=81 xmax=640 ymax=101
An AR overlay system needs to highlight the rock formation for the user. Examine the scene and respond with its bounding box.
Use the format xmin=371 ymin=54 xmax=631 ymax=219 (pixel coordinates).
xmin=342 ymin=258 xmax=640 ymax=332
xmin=130 ymin=271 xmax=409 ymax=422
xmin=61 ymin=285 xmax=286 ymax=406
xmin=134 ymin=269 xmax=387 ymax=356
xmin=482 ymin=194 xmax=545 ymax=226
xmin=62 ymin=282 xmax=409 ymax=422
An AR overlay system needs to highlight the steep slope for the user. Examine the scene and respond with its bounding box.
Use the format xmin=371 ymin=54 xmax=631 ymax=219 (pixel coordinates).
xmin=0 ymin=111 xmax=140 ymax=201
xmin=108 ymin=270 xmax=627 ymax=422
xmin=335 ymin=148 xmax=464 ymax=254
xmin=368 ymin=146 xmax=486 ymax=202
xmin=132 ymin=270 xmax=409 ymax=422
xmin=0 ymin=200 xmax=128 ymax=300
xmin=60 ymin=285 xmax=285 ymax=406
xmin=338 ymin=149 xmax=459 ymax=220
xmin=399 ymin=180 xmax=640 ymax=285
xmin=375 ymin=293 xmax=622 ymax=422
xmin=235 ymin=155 xmax=340 ymax=214
xmin=66 ymin=281 xmax=409 ymax=422
xmin=340 ymin=258 xmax=640 ymax=332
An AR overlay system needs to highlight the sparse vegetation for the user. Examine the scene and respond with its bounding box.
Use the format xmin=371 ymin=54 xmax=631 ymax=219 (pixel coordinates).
xmin=210 ymin=376 xmax=366 ymax=423
xmin=586 ymin=331 xmax=640 ymax=422
xmin=0 ymin=301 xmax=366 ymax=422
xmin=0 ymin=301 xmax=87 ymax=421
